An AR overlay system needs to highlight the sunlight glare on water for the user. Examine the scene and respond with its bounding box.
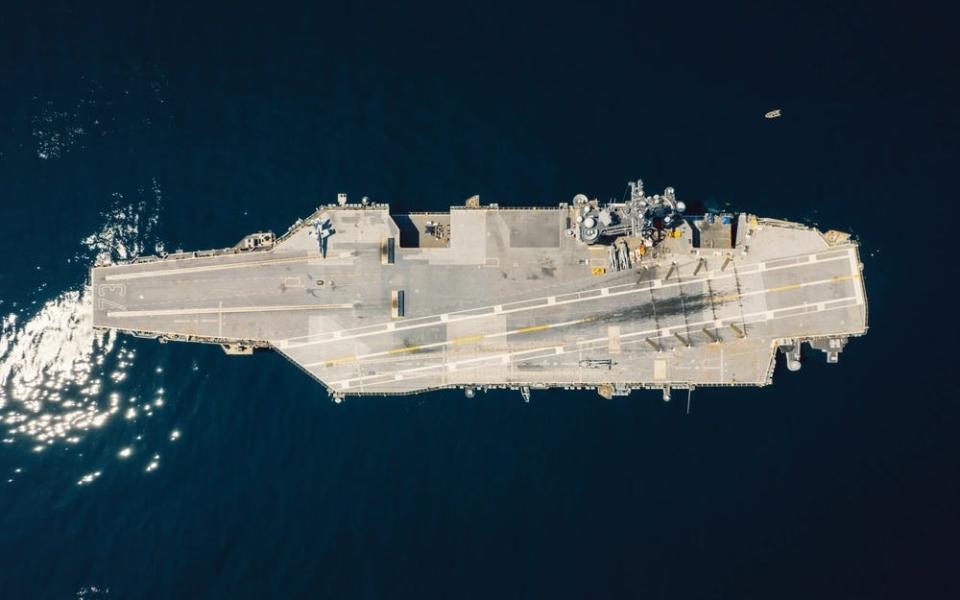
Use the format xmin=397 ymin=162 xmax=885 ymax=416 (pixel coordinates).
xmin=0 ymin=187 xmax=186 ymax=483
xmin=0 ymin=290 xmax=120 ymax=448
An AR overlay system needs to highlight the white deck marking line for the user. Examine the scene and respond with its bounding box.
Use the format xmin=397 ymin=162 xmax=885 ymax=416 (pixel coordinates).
xmin=284 ymin=252 xmax=852 ymax=348
xmin=847 ymin=249 xmax=865 ymax=307
xmin=329 ymin=295 xmax=860 ymax=389
xmin=104 ymin=255 xmax=320 ymax=281
xmin=307 ymin=272 xmax=855 ymax=369
xmin=107 ymin=304 xmax=353 ymax=318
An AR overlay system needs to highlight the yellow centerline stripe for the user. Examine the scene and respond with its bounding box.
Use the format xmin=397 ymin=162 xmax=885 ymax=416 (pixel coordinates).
xmin=516 ymin=324 xmax=551 ymax=334
xmin=387 ymin=345 xmax=422 ymax=355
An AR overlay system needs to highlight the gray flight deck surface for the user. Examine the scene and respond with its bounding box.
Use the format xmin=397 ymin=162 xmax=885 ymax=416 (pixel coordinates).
xmin=90 ymin=186 xmax=868 ymax=399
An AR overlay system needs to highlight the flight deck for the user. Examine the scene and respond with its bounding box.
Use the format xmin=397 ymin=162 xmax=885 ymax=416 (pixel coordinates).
xmin=91 ymin=182 xmax=868 ymax=400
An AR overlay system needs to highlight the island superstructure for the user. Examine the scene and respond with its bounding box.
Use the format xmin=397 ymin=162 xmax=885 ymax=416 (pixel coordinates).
xmin=90 ymin=180 xmax=868 ymax=400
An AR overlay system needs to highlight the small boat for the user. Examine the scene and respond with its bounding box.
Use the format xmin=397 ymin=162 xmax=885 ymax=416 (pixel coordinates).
xmin=765 ymin=109 xmax=782 ymax=119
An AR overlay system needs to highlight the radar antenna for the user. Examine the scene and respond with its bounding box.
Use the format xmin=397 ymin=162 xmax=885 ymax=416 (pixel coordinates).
xmin=574 ymin=177 xmax=686 ymax=249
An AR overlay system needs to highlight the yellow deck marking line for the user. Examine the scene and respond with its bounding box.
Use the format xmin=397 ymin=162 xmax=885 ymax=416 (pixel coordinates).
xmin=515 ymin=324 xmax=551 ymax=334
xmin=452 ymin=335 xmax=484 ymax=345
xmin=284 ymin=250 xmax=855 ymax=348
xmin=387 ymin=345 xmax=422 ymax=355
xmin=107 ymin=304 xmax=352 ymax=318
xmin=103 ymin=254 xmax=320 ymax=281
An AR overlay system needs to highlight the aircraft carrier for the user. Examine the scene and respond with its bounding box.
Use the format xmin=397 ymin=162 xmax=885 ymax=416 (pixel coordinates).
xmin=90 ymin=180 xmax=868 ymax=401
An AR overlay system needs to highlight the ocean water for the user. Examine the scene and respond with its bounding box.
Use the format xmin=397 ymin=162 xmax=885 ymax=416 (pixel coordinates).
xmin=1 ymin=2 xmax=957 ymax=598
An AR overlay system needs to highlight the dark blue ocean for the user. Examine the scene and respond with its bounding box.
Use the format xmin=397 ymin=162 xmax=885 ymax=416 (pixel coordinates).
xmin=1 ymin=2 xmax=956 ymax=598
